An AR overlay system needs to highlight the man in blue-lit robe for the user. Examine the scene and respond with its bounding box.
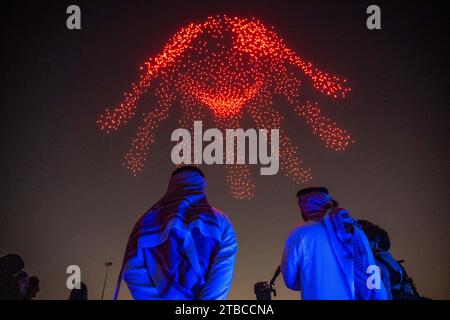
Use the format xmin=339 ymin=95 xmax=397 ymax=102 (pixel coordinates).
xmin=281 ymin=187 xmax=389 ymax=300
xmin=114 ymin=166 xmax=237 ymax=300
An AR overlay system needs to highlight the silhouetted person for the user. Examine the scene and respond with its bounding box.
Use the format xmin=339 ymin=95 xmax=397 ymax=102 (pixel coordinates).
xmin=114 ymin=166 xmax=237 ymax=300
xmin=358 ymin=220 xmax=421 ymax=300
xmin=25 ymin=276 xmax=40 ymax=300
xmin=68 ymin=282 xmax=88 ymax=300
xmin=0 ymin=254 xmax=25 ymax=300
xmin=281 ymin=187 xmax=389 ymax=300
xmin=16 ymin=271 xmax=29 ymax=299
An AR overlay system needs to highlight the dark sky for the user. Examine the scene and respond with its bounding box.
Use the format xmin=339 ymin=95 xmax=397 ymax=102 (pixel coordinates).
xmin=1 ymin=0 xmax=448 ymax=299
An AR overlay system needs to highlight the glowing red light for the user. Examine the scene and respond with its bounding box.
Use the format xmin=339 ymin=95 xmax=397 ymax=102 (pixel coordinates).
xmin=97 ymin=15 xmax=354 ymax=199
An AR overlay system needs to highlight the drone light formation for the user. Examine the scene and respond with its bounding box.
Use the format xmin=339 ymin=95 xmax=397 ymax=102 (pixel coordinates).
xmin=97 ymin=15 xmax=354 ymax=199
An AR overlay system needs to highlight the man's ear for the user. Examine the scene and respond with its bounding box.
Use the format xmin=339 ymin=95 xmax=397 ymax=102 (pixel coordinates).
xmin=299 ymin=209 xmax=308 ymax=222
xmin=297 ymin=199 xmax=306 ymax=221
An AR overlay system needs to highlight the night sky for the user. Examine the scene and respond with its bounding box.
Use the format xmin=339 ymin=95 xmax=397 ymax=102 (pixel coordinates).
xmin=1 ymin=0 xmax=448 ymax=299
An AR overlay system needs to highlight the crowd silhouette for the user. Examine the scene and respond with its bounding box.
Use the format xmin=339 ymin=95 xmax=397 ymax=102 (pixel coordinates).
xmin=0 ymin=254 xmax=39 ymax=300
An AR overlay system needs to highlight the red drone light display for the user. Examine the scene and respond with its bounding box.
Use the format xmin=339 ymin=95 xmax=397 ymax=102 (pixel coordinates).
xmin=97 ymin=15 xmax=354 ymax=199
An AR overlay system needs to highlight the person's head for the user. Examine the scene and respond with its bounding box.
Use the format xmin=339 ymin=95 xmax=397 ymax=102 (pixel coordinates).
xmin=171 ymin=165 xmax=205 ymax=179
xmin=0 ymin=254 xmax=25 ymax=276
xmin=68 ymin=282 xmax=88 ymax=300
xmin=27 ymin=276 xmax=40 ymax=299
xmin=16 ymin=270 xmax=29 ymax=295
xmin=167 ymin=166 xmax=206 ymax=193
xmin=357 ymin=220 xmax=391 ymax=251
xmin=296 ymin=187 xmax=336 ymax=222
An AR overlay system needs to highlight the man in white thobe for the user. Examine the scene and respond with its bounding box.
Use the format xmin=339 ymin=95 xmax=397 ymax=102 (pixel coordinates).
xmin=281 ymin=187 xmax=389 ymax=300
xmin=114 ymin=166 xmax=237 ymax=300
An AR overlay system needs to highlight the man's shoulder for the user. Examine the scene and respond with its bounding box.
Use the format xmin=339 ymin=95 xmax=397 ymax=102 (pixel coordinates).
xmin=289 ymin=220 xmax=326 ymax=238
xmin=210 ymin=207 xmax=232 ymax=223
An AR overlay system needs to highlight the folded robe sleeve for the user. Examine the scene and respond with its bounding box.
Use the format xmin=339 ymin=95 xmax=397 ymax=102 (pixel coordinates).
xmin=122 ymin=253 xmax=162 ymax=300
xmin=281 ymin=229 xmax=303 ymax=291
xmin=198 ymin=220 xmax=237 ymax=300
